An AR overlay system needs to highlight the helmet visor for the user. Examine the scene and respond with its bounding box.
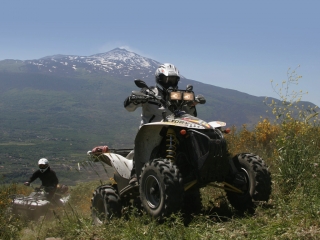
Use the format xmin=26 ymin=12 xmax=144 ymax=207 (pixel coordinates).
xmin=161 ymin=76 xmax=179 ymax=88
xmin=39 ymin=164 xmax=48 ymax=169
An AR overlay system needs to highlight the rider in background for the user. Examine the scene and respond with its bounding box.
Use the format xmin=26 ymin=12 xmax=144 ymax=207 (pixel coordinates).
xmin=24 ymin=158 xmax=59 ymax=200
xmin=124 ymin=63 xmax=205 ymax=184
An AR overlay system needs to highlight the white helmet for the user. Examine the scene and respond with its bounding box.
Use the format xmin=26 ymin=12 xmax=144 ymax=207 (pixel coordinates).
xmin=38 ymin=158 xmax=49 ymax=173
xmin=155 ymin=63 xmax=180 ymax=90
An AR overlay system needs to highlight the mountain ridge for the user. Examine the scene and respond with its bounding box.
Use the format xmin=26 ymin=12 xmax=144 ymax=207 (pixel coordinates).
xmin=0 ymin=48 xmax=162 ymax=80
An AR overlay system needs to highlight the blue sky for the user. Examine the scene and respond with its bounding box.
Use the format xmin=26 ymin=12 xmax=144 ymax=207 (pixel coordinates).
xmin=1 ymin=1 xmax=319 ymax=106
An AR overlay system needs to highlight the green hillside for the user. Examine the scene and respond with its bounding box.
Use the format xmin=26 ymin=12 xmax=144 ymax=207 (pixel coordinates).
xmin=0 ymin=72 xmax=139 ymax=184
xmin=0 ymin=70 xmax=311 ymax=184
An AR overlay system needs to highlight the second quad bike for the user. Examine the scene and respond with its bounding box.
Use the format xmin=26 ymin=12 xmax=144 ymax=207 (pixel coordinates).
xmin=9 ymin=185 xmax=69 ymax=221
xmin=88 ymin=79 xmax=272 ymax=224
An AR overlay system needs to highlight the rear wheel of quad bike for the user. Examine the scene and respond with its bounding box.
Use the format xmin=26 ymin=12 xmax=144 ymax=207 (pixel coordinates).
xmin=91 ymin=185 xmax=121 ymax=225
xmin=225 ymin=153 xmax=272 ymax=213
xmin=139 ymin=158 xmax=183 ymax=220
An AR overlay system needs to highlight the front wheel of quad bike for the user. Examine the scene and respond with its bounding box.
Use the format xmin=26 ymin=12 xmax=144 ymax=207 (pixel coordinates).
xmin=139 ymin=158 xmax=184 ymax=220
xmin=91 ymin=185 xmax=122 ymax=225
xmin=225 ymin=153 xmax=272 ymax=213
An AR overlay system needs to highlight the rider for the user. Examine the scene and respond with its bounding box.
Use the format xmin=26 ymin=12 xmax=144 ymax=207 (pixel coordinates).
xmin=24 ymin=158 xmax=59 ymax=201
xmin=124 ymin=63 xmax=203 ymax=125
xmin=124 ymin=63 xmax=205 ymax=184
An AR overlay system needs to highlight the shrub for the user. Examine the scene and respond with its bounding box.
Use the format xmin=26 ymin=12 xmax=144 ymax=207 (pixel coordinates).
xmin=0 ymin=183 xmax=30 ymax=239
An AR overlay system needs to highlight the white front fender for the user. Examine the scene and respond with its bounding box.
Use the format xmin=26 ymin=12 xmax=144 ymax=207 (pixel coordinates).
xmin=208 ymin=121 xmax=226 ymax=129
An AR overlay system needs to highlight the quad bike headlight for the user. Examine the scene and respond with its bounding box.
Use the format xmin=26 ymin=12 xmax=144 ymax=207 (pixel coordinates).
xmin=183 ymin=92 xmax=194 ymax=101
xmin=169 ymin=92 xmax=194 ymax=101
xmin=170 ymin=91 xmax=183 ymax=100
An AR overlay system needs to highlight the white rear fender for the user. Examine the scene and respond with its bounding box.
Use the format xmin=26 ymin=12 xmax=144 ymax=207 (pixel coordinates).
xmin=102 ymin=153 xmax=133 ymax=179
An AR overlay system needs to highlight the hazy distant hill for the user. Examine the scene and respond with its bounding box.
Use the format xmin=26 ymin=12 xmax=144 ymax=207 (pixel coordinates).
xmin=0 ymin=48 xmax=314 ymax=184
xmin=0 ymin=48 xmax=278 ymax=126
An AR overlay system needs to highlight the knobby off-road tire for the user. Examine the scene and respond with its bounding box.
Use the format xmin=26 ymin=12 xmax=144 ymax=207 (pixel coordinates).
xmin=139 ymin=158 xmax=184 ymax=220
xmin=226 ymin=153 xmax=272 ymax=213
xmin=91 ymin=185 xmax=121 ymax=225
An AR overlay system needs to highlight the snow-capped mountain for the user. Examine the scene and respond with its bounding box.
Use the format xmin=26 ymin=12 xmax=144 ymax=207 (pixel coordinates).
xmin=21 ymin=48 xmax=162 ymax=79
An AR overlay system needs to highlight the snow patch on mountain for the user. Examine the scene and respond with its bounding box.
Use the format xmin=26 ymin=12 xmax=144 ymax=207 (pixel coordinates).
xmin=23 ymin=48 xmax=162 ymax=78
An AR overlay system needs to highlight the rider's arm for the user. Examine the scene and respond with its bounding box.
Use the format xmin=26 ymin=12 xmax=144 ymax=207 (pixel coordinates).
xmin=24 ymin=170 xmax=40 ymax=186
xmin=52 ymin=170 xmax=59 ymax=188
xmin=124 ymin=94 xmax=147 ymax=112
xmin=124 ymin=96 xmax=141 ymax=112
xmin=28 ymin=170 xmax=41 ymax=183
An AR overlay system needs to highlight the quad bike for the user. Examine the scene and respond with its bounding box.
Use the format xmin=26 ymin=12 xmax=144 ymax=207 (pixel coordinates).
xmin=9 ymin=184 xmax=69 ymax=221
xmin=88 ymin=79 xmax=272 ymax=223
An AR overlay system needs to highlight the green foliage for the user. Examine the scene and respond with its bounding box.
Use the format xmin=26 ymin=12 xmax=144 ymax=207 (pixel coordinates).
xmin=264 ymin=67 xmax=320 ymax=196
xmin=0 ymin=184 xmax=29 ymax=240
xmin=275 ymin=121 xmax=320 ymax=193
xmin=68 ymin=180 xmax=110 ymax=214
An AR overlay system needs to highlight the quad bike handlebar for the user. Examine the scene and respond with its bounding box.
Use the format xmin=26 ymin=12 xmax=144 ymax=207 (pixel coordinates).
xmin=24 ymin=183 xmax=68 ymax=195
xmin=131 ymin=79 xmax=207 ymax=115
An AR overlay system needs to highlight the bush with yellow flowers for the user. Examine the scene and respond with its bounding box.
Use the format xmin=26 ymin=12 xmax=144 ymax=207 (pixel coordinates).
xmin=264 ymin=67 xmax=320 ymax=219
xmin=226 ymin=67 xmax=320 ymax=219
xmin=226 ymin=118 xmax=280 ymax=158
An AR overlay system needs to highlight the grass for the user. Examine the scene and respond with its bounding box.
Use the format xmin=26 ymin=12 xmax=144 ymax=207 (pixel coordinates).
xmin=2 ymin=114 xmax=320 ymax=239
xmin=2 ymin=182 xmax=319 ymax=239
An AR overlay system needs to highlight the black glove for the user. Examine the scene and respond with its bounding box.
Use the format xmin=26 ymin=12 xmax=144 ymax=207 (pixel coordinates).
xmin=130 ymin=95 xmax=148 ymax=104
xmin=195 ymin=94 xmax=206 ymax=104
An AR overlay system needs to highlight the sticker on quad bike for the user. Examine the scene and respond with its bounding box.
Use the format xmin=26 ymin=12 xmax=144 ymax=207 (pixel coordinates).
xmin=180 ymin=117 xmax=212 ymax=129
xmin=145 ymin=121 xmax=206 ymax=129
xmin=167 ymin=119 xmax=208 ymax=129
